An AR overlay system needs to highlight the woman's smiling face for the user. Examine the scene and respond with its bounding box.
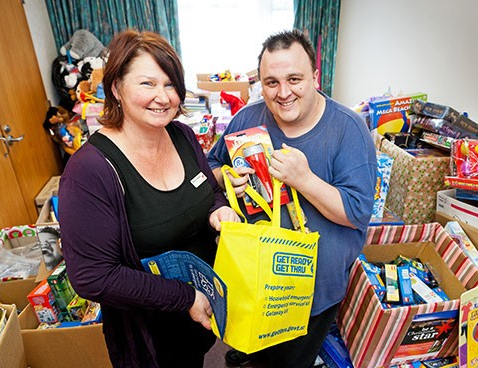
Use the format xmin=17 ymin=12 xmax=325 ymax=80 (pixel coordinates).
xmin=113 ymin=52 xmax=181 ymax=130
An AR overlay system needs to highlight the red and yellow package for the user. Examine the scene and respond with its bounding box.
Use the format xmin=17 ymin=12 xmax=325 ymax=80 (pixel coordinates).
xmin=224 ymin=125 xmax=289 ymax=215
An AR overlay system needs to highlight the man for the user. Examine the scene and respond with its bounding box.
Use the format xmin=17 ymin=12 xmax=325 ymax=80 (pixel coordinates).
xmin=208 ymin=29 xmax=377 ymax=368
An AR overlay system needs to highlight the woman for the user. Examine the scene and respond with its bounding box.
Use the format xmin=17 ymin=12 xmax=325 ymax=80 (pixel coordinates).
xmin=58 ymin=30 xmax=239 ymax=368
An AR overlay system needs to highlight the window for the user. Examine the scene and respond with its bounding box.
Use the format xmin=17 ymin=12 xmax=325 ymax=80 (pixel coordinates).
xmin=177 ymin=0 xmax=294 ymax=87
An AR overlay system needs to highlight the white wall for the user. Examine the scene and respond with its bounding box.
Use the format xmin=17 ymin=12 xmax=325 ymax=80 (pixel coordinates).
xmin=23 ymin=0 xmax=59 ymax=106
xmin=334 ymin=0 xmax=478 ymax=119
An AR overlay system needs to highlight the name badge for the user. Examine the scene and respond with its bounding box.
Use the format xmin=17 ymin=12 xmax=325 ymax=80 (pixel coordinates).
xmin=190 ymin=172 xmax=207 ymax=188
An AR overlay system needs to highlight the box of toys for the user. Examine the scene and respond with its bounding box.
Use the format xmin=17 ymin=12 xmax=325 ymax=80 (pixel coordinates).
xmin=18 ymin=303 xmax=111 ymax=368
xmin=337 ymin=223 xmax=478 ymax=368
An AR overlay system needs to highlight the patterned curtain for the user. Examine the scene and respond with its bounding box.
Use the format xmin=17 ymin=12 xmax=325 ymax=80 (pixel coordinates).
xmin=293 ymin=0 xmax=341 ymax=96
xmin=45 ymin=0 xmax=181 ymax=55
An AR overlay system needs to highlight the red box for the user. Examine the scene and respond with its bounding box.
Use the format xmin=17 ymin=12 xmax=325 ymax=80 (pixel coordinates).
xmin=27 ymin=279 xmax=60 ymax=324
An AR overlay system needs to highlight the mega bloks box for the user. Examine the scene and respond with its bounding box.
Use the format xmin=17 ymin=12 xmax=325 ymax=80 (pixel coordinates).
xmin=337 ymin=223 xmax=478 ymax=368
xmin=368 ymin=93 xmax=428 ymax=135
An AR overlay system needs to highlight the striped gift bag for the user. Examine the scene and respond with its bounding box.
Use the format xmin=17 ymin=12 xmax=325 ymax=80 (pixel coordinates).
xmin=337 ymin=223 xmax=478 ymax=368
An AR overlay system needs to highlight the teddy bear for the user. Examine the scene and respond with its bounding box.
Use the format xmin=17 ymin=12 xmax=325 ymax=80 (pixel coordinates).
xmin=60 ymin=29 xmax=105 ymax=60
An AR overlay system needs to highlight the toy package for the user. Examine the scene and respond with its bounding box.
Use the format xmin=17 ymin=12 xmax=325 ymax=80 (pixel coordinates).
xmin=224 ymin=125 xmax=289 ymax=215
xmin=373 ymin=151 xmax=394 ymax=219
xmin=445 ymin=139 xmax=478 ymax=190
xmin=80 ymin=301 xmax=102 ymax=325
xmin=412 ymin=99 xmax=478 ymax=138
xmin=27 ymin=279 xmax=61 ymax=324
xmin=391 ymin=310 xmax=458 ymax=364
xmin=444 ymin=221 xmax=478 ymax=268
xmin=47 ymin=260 xmax=76 ymax=321
xmin=190 ymin=114 xmax=215 ymax=153
xmin=368 ymin=93 xmax=428 ymax=135
xmin=459 ymin=287 xmax=478 ymax=368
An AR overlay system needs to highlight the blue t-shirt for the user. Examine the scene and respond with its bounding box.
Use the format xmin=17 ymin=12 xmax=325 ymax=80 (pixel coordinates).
xmin=208 ymin=93 xmax=377 ymax=315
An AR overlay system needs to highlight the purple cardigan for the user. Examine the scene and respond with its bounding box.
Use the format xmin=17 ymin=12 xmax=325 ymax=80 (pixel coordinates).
xmin=58 ymin=121 xmax=227 ymax=367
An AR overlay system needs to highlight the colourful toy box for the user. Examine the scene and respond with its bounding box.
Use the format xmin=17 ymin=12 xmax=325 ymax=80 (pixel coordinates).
xmin=190 ymin=114 xmax=215 ymax=153
xmin=46 ymin=261 xmax=76 ymax=320
xmin=373 ymin=151 xmax=394 ymax=219
xmin=338 ymin=223 xmax=478 ymax=368
xmin=369 ymin=93 xmax=428 ymax=135
xmin=27 ymin=279 xmax=61 ymax=324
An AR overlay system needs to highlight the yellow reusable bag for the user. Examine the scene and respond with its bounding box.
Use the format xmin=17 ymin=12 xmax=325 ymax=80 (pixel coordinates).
xmin=212 ymin=165 xmax=319 ymax=354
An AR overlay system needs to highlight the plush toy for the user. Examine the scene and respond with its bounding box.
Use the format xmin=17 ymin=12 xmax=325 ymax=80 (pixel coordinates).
xmin=60 ymin=29 xmax=105 ymax=60
xmin=220 ymin=91 xmax=246 ymax=115
xmin=43 ymin=106 xmax=83 ymax=155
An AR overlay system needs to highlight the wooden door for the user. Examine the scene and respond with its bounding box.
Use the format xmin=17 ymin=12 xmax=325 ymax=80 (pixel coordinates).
xmin=0 ymin=0 xmax=63 ymax=228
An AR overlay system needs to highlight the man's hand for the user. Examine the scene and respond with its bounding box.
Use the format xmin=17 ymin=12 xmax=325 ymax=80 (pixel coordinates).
xmin=269 ymin=143 xmax=312 ymax=189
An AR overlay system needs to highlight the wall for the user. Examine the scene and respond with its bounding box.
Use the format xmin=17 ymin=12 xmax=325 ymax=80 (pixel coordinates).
xmin=334 ymin=0 xmax=478 ymax=119
xmin=23 ymin=0 xmax=59 ymax=106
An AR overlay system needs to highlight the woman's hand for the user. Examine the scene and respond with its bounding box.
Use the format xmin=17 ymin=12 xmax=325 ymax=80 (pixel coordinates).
xmin=188 ymin=289 xmax=213 ymax=330
xmin=209 ymin=206 xmax=241 ymax=232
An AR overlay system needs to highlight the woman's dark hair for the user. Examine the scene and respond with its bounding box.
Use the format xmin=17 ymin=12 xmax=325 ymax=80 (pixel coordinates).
xmin=257 ymin=29 xmax=317 ymax=78
xmin=100 ymin=29 xmax=186 ymax=129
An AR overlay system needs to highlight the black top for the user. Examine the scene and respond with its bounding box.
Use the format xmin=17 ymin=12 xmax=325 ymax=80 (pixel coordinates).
xmin=89 ymin=125 xmax=217 ymax=264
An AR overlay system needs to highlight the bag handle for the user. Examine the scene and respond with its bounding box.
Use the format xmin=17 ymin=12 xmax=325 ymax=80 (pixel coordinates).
xmin=222 ymin=165 xmax=306 ymax=232
xmin=221 ymin=165 xmax=272 ymax=222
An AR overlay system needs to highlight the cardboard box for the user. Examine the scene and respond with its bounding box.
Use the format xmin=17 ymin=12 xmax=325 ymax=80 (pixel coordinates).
xmin=375 ymin=134 xmax=450 ymax=224
xmin=434 ymin=210 xmax=478 ymax=248
xmin=0 ymin=278 xmax=38 ymax=311
xmin=19 ymin=303 xmax=112 ymax=368
xmin=436 ymin=189 xmax=478 ymax=228
xmin=34 ymin=176 xmax=60 ymax=214
xmin=0 ymin=304 xmax=28 ymax=368
xmin=197 ymin=73 xmax=250 ymax=102
xmin=36 ymin=196 xmax=59 ymax=227
xmin=337 ymin=223 xmax=478 ymax=368
xmin=0 ymin=225 xmax=42 ymax=310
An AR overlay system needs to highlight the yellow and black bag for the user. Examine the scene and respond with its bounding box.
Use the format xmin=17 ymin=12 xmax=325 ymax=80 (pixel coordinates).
xmin=212 ymin=165 xmax=319 ymax=354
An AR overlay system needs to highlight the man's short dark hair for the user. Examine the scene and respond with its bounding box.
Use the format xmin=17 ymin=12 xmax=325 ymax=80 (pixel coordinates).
xmin=258 ymin=29 xmax=317 ymax=77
